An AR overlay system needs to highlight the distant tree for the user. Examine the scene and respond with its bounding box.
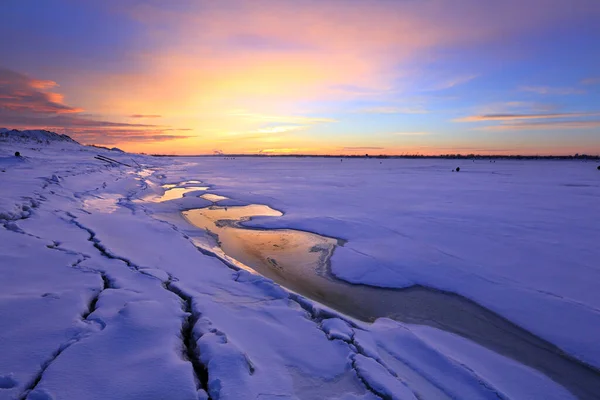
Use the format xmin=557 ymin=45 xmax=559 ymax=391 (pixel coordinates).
xmin=14 ymin=151 xmax=20 ymax=157
xmin=456 ymin=167 xmax=460 ymax=172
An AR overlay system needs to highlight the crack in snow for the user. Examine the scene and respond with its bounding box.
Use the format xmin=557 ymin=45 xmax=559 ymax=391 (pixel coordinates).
xmin=163 ymin=277 xmax=211 ymax=398
xmin=135 ymin=210 xmax=393 ymax=399
xmin=65 ymin=214 xmax=140 ymax=274
xmin=349 ymin=357 xmax=387 ymax=400
xmin=18 ymin=272 xmax=114 ymax=400
xmin=285 ymin=294 xmax=409 ymax=399
xmin=63 ymin=213 xmax=214 ymax=399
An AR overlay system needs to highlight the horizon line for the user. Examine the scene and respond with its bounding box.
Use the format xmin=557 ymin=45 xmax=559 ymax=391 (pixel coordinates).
xmin=142 ymin=152 xmax=600 ymax=159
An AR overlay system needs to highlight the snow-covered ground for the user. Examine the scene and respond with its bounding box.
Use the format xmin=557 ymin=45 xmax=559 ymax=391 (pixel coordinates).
xmin=1 ymin=130 xmax=599 ymax=399
xmin=165 ymin=157 xmax=600 ymax=364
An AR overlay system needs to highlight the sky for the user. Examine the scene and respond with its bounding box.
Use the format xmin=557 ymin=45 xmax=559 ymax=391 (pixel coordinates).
xmin=1 ymin=0 xmax=599 ymax=155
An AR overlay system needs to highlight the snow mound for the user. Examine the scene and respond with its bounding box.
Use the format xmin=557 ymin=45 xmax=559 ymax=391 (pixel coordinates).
xmin=0 ymin=128 xmax=79 ymax=145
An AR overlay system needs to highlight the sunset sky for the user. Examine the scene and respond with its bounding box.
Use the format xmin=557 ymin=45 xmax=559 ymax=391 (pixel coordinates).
xmin=1 ymin=0 xmax=599 ymax=155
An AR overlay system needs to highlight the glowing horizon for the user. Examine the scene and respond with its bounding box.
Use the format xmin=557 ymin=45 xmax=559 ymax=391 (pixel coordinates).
xmin=1 ymin=0 xmax=599 ymax=155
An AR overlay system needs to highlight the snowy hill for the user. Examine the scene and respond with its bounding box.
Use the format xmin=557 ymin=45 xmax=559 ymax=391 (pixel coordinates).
xmin=0 ymin=128 xmax=79 ymax=145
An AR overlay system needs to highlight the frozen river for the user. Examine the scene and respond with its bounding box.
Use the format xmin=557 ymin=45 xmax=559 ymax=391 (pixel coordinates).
xmin=160 ymin=156 xmax=600 ymax=370
xmin=166 ymin=161 xmax=600 ymax=399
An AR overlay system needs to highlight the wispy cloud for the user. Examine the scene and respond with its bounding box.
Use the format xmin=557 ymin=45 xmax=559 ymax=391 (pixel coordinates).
xmin=520 ymin=86 xmax=585 ymax=95
xmin=342 ymin=146 xmax=384 ymax=150
xmin=329 ymin=84 xmax=395 ymax=97
xmin=251 ymin=125 xmax=305 ymax=134
xmin=219 ymin=124 xmax=307 ymax=142
xmin=258 ymin=148 xmax=302 ymax=154
xmin=392 ymin=131 xmax=429 ymax=135
xmin=501 ymin=101 xmax=557 ymax=111
xmin=471 ymin=101 xmax=559 ymax=115
xmin=129 ymin=114 xmax=162 ymax=118
xmin=0 ymin=113 xmax=162 ymax=128
xmin=429 ymin=75 xmax=478 ymax=91
xmin=455 ymin=112 xmax=599 ymax=122
xmin=64 ymin=129 xmax=191 ymax=144
xmin=227 ymin=111 xmax=336 ymax=125
xmin=479 ymin=120 xmax=600 ymax=131
xmin=29 ymin=79 xmax=59 ymax=90
xmin=357 ymin=106 xmax=428 ymax=114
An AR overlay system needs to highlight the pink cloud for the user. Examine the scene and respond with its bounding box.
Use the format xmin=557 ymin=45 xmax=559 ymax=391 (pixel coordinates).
xmin=0 ymin=68 xmax=83 ymax=114
xmin=29 ymin=79 xmax=59 ymax=90
xmin=0 ymin=67 xmax=190 ymax=145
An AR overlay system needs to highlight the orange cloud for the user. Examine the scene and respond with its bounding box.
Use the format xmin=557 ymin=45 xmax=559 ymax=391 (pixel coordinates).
xmin=227 ymin=111 xmax=336 ymax=125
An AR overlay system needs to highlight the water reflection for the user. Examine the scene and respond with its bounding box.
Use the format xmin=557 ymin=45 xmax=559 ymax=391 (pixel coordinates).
xmin=150 ymin=186 xmax=209 ymax=202
xmin=184 ymin=205 xmax=338 ymax=283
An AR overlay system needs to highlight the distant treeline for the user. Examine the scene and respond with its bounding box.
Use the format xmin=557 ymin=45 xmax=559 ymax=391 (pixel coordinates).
xmin=150 ymin=153 xmax=600 ymax=160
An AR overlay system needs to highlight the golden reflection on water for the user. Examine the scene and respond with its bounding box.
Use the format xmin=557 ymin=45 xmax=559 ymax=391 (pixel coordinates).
xmin=183 ymin=205 xmax=337 ymax=280
xmin=150 ymin=186 xmax=209 ymax=202
xmin=180 ymin=206 xmax=600 ymax=396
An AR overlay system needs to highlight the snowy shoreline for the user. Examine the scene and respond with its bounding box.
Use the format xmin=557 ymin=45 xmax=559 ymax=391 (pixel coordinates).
xmin=2 ymin=132 xmax=599 ymax=399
